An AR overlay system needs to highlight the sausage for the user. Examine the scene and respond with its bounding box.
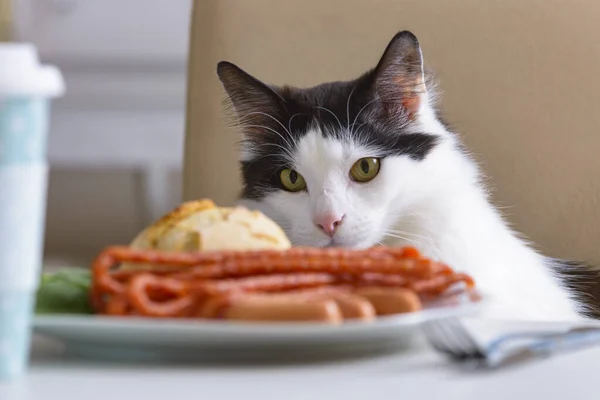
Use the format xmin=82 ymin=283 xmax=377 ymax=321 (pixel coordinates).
xmin=259 ymin=286 xmax=376 ymax=320
xmin=91 ymin=245 xmax=475 ymax=319
xmin=127 ymin=274 xmax=195 ymax=317
xmin=324 ymin=292 xmax=376 ymax=320
xmin=224 ymin=296 xmax=343 ymax=323
xmin=353 ymin=287 xmax=422 ymax=315
xmin=200 ymin=286 xmax=380 ymax=322
xmin=196 ymin=288 xmax=339 ymax=320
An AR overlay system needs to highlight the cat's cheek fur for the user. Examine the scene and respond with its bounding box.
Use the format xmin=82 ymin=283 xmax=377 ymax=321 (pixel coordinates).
xmin=293 ymin=132 xmax=409 ymax=248
xmin=240 ymin=185 xmax=388 ymax=249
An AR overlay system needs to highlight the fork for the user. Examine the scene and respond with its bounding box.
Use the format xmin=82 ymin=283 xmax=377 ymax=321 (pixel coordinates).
xmin=421 ymin=318 xmax=600 ymax=369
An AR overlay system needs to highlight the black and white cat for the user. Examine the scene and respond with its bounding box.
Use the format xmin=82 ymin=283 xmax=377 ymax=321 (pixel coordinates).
xmin=216 ymin=31 xmax=599 ymax=321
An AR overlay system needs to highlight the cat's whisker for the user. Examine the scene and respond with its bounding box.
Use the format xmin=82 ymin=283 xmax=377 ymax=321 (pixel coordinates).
xmin=496 ymin=205 xmax=516 ymax=210
xmin=244 ymin=141 xmax=295 ymax=160
xmin=242 ymin=153 xmax=290 ymax=171
xmin=382 ymin=232 xmax=428 ymax=245
xmin=313 ymin=106 xmax=343 ymax=132
xmin=350 ymin=98 xmax=378 ymax=136
xmin=287 ymin=112 xmax=308 ymax=136
xmin=346 ymin=85 xmax=357 ymax=133
xmin=241 ymin=111 xmax=293 ymax=137
xmin=380 ymin=232 xmax=420 ymax=246
xmin=383 ymin=234 xmax=427 ymax=246
xmin=383 ymin=228 xmax=429 ymax=241
xmin=352 ymin=122 xmax=370 ymax=146
xmin=239 ymin=123 xmax=296 ymax=153
xmin=240 ymin=110 xmax=301 ymax=151
xmin=241 ymin=150 xmax=290 ymax=170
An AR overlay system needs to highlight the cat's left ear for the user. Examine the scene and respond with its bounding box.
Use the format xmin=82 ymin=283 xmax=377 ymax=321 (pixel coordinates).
xmin=372 ymin=31 xmax=426 ymax=118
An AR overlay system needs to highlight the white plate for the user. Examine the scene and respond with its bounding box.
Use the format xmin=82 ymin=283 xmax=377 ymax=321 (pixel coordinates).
xmin=33 ymin=290 xmax=487 ymax=363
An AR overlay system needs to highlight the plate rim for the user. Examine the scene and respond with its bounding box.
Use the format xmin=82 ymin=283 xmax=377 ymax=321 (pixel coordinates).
xmin=33 ymin=292 xmax=490 ymax=335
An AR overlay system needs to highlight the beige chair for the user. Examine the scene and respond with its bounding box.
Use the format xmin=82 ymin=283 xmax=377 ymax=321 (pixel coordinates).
xmin=184 ymin=0 xmax=600 ymax=264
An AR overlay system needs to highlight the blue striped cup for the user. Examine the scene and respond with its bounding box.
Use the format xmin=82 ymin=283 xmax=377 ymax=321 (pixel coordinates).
xmin=0 ymin=44 xmax=64 ymax=380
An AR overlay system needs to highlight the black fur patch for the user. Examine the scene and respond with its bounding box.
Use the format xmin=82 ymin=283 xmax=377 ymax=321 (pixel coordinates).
xmin=552 ymin=259 xmax=600 ymax=319
xmin=234 ymin=79 xmax=440 ymax=200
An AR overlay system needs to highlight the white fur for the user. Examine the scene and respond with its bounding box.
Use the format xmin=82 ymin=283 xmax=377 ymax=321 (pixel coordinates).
xmin=239 ymin=92 xmax=584 ymax=322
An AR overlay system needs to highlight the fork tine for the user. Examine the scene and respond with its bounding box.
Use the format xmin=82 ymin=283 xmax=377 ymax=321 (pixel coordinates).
xmin=422 ymin=318 xmax=486 ymax=361
xmin=440 ymin=319 xmax=478 ymax=355
xmin=421 ymin=321 xmax=446 ymax=350
xmin=422 ymin=321 xmax=448 ymax=353
xmin=446 ymin=319 xmax=486 ymax=358
xmin=423 ymin=320 xmax=468 ymax=358
xmin=435 ymin=319 xmax=476 ymax=359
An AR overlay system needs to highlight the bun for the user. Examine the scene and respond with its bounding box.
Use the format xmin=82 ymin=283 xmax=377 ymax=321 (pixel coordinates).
xmin=120 ymin=199 xmax=291 ymax=269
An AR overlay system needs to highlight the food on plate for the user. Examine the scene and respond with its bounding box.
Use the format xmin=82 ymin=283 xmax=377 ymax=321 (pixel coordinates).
xmin=353 ymin=287 xmax=422 ymax=315
xmin=199 ymin=286 xmax=375 ymax=322
xmin=88 ymin=245 xmax=475 ymax=323
xmin=217 ymin=292 xmax=346 ymax=323
xmin=35 ymin=199 xmax=476 ymax=324
xmin=121 ymin=199 xmax=291 ymax=270
xmin=35 ymin=268 xmax=94 ymax=315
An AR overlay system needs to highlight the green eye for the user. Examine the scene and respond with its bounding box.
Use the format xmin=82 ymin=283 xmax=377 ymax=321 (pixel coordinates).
xmin=280 ymin=169 xmax=307 ymax=192
xmin=350 ymin=157 xmax=381 ymax=182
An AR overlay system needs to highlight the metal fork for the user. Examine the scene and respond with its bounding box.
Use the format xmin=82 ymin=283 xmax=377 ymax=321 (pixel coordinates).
xmin=422 ymin=318 xmax=600 ymax=369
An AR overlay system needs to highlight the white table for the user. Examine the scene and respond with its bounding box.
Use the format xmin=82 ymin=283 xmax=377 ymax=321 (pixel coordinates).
xmin=1 ymin=328 xmax=597 ymax=400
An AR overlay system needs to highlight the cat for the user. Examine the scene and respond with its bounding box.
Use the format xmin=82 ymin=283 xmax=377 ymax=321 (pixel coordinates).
xmin=216 ymin=30 xmax=600 ymax=321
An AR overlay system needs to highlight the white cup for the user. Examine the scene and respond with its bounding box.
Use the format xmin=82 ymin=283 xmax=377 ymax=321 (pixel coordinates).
xmin=0 ymin=43 xmax=64 ymax=380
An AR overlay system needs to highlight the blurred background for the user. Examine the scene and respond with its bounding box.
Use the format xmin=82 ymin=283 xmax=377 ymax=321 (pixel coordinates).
xmin=4 ymin=0 xmax=600 ymax=272
xmin=4 ymin=0 xmax=193 ymax=267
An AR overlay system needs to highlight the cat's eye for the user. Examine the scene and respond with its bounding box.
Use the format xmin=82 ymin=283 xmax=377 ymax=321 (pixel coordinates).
xmin=350 ymin=157 xmax=381 ymax=182
xmin=279 ymin=168 xmax=307 ymax=192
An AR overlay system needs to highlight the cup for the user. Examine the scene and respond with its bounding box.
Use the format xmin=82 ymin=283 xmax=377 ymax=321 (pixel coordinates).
xmin=0 ymin=43 xmax=64 ymax=380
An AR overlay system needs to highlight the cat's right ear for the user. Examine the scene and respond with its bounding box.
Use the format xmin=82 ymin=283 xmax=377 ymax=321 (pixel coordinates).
xmin=217 ymin=62 xmax=286 ymax=137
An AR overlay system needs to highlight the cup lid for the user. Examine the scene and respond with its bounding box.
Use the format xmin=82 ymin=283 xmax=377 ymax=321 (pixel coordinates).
xmin=0 ymin=43 xmax=64 ymax=97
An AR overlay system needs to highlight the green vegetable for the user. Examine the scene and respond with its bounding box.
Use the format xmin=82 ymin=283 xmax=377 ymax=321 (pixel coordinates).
xmin=35 ymin=268 xmax=94 ymax=315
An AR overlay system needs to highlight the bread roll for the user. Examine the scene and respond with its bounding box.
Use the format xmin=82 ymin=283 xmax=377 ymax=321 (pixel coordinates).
xmin=120 ymin=199 xmax=291 ymax=269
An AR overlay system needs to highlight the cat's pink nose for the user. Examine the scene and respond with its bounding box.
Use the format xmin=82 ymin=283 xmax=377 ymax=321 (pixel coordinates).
xmin=314 ymin=214 xmax=345 ymax=237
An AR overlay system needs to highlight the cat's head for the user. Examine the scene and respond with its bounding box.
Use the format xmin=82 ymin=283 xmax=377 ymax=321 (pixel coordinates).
xmin=217 ymin=31 xmax=462 ymax=248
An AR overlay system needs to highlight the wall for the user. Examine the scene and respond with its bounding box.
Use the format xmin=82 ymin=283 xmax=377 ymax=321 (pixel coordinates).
xmin=14 ymin=0 xmax=192 ymax=266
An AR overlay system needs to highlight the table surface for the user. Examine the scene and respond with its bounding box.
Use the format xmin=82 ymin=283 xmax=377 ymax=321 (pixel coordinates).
xmin=0 ymin=326 xmax=597 ymax=400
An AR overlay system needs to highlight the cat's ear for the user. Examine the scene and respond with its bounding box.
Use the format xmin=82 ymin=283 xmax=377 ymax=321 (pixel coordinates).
xmin=217 ymin=61 xmax=286 ymax=138
xmin=372 ymin=31 xmax=426 ymax=118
